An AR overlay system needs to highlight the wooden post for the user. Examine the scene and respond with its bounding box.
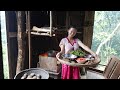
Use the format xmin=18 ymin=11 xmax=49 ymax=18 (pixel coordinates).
xmin=28 ymin=11 xmax=31 ymax=69
xmin=83 ymin=11 xmax=95 ymax=48
xmin=0 ymin=16 xmax=4 ymax=78
xmin=26 ymin=11 xmax=32 ymax=69
xmin=16 ymin=11 xmax=26 ymax=74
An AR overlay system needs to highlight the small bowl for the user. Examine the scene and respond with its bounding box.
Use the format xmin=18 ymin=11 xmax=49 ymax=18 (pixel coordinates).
xmin=76 ymin=58 xmax=86 ymax=63
xmin=84 ymin=54 xmax=94 ymax=58
xmin=84 ymin=54 xmax=95 ymax=61
xmin=62 ymin=54 xmax=77 ymax=60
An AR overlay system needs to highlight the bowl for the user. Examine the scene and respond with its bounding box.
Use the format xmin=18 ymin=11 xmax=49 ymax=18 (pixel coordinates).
xmin=62 ymin=54 xmax=77 ymax=60
xmin=47 ymin=50 xmax=58 ymax=57
xmin=84 ymin=54 xmax=95 ymax=60
xmin=84 ymin=54 xmax=94 ymax=58
xmin=76 ymin=58 xmax=86 ymax=63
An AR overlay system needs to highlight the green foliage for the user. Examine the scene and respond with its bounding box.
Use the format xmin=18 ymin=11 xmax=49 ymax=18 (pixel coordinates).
xmin=70 ymin=49 xmax=86 ymax=57
xmin=91 ymin=11 xmax=120 ymax=65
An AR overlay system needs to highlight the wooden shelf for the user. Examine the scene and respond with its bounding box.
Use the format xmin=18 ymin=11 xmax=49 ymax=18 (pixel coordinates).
xmin=31 ymin=32 xmax=55 ymax=36
xmin=26 ymin=26 xmax=82 ymax=37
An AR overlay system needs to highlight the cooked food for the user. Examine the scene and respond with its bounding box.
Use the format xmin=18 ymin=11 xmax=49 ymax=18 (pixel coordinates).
xmin=29 ymin=73 xmax=35 ymax=77
xmin=21 ymin=73 xmax=28 ymax=79
xmin=76 ymin=58 xmax=86 ymax=63
xmin=21 ymin=73 xmax=42 ymax=79
xmin=76 ymin=58 xmax=86 ymax=61
xmin=32 ymin=76 xmax=37 ymax=79
xmin=36 ymin=74 xmax=42 ymax=79
xmin=26 ymin=74 xmax=33 ymax=79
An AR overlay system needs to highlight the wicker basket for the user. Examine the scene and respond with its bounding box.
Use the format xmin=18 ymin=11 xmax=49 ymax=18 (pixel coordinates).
xmin=57 ymin=55 xmax=100 ymax=68
xmin=14 ymin=68 xmax=49 ymax=79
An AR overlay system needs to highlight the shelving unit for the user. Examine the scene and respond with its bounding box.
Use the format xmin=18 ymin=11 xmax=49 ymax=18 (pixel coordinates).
xmin=26 ymin=11 xmax=54 ymax=37
xmin=26 ymin=11 xmax=56 ymax=68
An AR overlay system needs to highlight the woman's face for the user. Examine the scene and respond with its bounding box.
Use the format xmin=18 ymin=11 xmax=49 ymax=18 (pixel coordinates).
xmin=68 ymin=28 xmax=77 ymax=38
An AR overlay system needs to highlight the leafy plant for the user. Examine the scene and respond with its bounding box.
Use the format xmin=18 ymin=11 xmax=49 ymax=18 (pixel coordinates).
xmin=70 ymin=49 xmax=86 ymax=57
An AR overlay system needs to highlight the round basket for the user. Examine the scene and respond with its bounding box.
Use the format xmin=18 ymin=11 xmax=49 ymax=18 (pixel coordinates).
xmin=14 ymin=68 xmax=49 ymax=79
xmin=57 ymin=55 xmax=100 ymax=68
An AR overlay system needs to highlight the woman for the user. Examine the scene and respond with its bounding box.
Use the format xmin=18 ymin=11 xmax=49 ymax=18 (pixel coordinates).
xmin=56 ymin=27 xmax=98 ymax=79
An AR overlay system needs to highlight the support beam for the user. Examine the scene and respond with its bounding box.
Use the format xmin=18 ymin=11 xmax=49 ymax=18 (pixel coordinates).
xmin=16 ymin=11 xmax=26 ymax=74
xmin=50 ymin=11 xmax=52 ymax=37
xmin=83 ymin=11 xmax=95 ymax=48
xmin=26 ymin=11 xmax=32 ymax=69
xmin=0 ymin=19 xmax=4 ymax=79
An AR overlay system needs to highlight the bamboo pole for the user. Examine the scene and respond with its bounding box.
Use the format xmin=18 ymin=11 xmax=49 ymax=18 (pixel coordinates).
xmin=27 ymin=11 xmax=31 ymax=69
xmin=50 ymin=11 xmax=52 ymax=37
xmin=26 ymin=11 xmax=31 ymax=69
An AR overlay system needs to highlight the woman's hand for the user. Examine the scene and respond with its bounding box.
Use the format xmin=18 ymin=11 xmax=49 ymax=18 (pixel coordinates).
xmin=92 ymin=54 xmax=100 ymax=63
xmin=93 ymin=54 xmax=99 ymax=60
xmin=56 ymin=52 xmax=62 ymax=59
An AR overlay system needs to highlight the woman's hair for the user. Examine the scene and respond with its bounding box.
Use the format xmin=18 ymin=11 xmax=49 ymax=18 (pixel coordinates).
xmin=68 ymin=26 xmax=77 ymax=31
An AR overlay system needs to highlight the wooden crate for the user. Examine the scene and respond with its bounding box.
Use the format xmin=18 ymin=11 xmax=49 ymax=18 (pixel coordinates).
xmin=37 ymin=55 xmax=61 ymax=73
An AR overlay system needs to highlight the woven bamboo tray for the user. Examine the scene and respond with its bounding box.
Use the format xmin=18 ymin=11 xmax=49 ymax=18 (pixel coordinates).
xmin=57 ymin=55 xmax=100 ymax=68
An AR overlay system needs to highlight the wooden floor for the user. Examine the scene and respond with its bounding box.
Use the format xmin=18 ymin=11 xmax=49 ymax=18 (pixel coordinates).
xmin=81 ymin=70 xmax=105 ymax=79
xmin=49 ymin=70 xmax=105 ymax=79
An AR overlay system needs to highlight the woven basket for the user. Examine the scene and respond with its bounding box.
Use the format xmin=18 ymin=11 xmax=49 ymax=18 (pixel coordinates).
xmin=57 ymin=56 xmax=100 ymax=68
xmin=14 ymin=68 xmax=49 ymax=79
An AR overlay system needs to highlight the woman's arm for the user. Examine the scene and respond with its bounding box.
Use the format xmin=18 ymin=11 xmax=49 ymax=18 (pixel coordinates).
xmin=56 ymin=44 xmax=65 ymax=58
xmin=59 ymin=44 xmax=65 ymax=54
xmin=77 ymin=39 xmax=97 ymax=57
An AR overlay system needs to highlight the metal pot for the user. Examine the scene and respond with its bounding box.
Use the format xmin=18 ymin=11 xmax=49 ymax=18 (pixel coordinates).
xmin=14 ymin=68 xmax=49 ymax=79
xmin=47 ymin=50 xmax=58 ymax=57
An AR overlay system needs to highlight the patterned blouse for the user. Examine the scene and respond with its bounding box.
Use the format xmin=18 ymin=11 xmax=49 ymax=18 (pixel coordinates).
xmin=59 ymin=37 xmax=80 ymax=54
